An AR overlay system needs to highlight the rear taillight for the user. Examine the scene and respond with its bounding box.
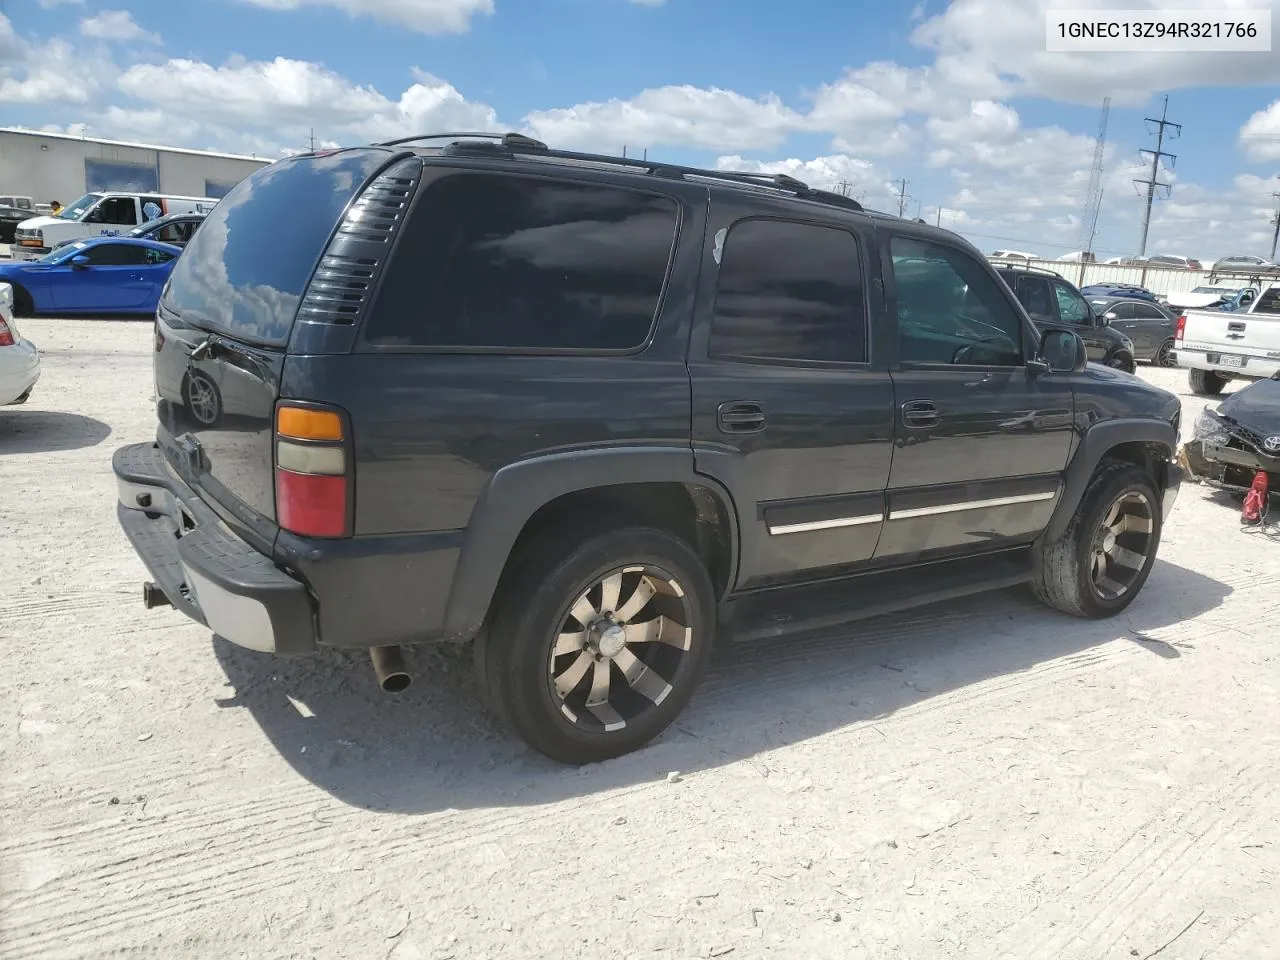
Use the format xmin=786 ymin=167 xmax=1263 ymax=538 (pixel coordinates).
xmin=274 ymin=404 xmax=350 ymax=538
xmin=1175 ymin=315 xmax=1186 ymax=342
xmin=0 ymin=318 xmax=15 ymax=347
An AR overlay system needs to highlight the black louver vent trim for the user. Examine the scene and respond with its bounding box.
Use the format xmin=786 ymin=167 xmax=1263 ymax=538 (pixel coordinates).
xmin=297 ymin=158 xmax=422 ymax=326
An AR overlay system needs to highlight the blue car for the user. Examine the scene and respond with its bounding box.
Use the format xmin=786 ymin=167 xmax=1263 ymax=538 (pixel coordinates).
xmin=1080 ymin=282 xmax=1158 ymax=303
xmin=0 ymin=236 xmax=182 ymax=316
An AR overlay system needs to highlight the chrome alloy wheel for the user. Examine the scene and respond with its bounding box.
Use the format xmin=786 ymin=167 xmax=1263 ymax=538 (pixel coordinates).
xmin=1156 ymin=339 xmax=1177 ymax=368
xmin=548 ymin=565 xmax=693 ymax=733
xmin=1089 ymin=491 xmax=1154 ymax=601
xmin=185 ymin=372 xmax=219 ymax=425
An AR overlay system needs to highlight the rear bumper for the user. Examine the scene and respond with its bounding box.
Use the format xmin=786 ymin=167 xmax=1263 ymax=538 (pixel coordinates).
xmin=1174 ymin=348 xmax=1280 ymax=380
xmin=0 ymin=338 xmax=40 ymax=405
xmin=113 ymin=442 xmax=316 ymax=655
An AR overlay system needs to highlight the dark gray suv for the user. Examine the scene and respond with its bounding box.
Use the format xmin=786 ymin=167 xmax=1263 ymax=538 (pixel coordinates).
xmin=113 ymin=133 xmax=1184 ymax=764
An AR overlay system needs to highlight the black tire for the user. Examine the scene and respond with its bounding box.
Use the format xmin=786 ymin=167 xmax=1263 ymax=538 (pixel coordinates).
xmin=475 ymin=526 xmax=715 ymax=764
xmin=1107 ymin=352 xmax=1135 ymax=374
xmin=9 ymin=283 xmax=34 ymax=318
xmin=1155 ymin=338 xmax=1177 ymax=368
xmin=1031 ymin=461 xmax=1163 ymax=619
xmin=1188 ymin=368 xmax=1227 ymax=396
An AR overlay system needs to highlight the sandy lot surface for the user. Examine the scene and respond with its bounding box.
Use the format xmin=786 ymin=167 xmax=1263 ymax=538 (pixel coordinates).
xmin=2 ymin=318 xmax=1278 ymax=960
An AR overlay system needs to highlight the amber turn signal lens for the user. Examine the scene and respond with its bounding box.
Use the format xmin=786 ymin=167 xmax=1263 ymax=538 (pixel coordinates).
xmin=277 ymin=406 xmax=343 ymax=441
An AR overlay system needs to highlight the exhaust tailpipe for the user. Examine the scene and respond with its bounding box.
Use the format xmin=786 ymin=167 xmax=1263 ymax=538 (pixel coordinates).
xmin=370 ymin=645 xmax=412 ymax=694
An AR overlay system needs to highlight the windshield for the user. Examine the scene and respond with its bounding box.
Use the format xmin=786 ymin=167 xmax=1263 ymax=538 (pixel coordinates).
xmin=36 ymin=241 xmax=86 ymax=263
xmin=57 ymin=193 xmax=103 ymax=221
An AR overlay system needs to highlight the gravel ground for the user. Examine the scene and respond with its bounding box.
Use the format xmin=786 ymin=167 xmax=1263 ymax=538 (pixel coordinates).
xmin=2 ymin=318 xmax=1278 ymax=960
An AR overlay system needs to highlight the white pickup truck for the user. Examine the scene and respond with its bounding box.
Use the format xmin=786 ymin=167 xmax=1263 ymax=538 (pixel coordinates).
xmin=1174 ymin=283 xmax=1280 ymax=395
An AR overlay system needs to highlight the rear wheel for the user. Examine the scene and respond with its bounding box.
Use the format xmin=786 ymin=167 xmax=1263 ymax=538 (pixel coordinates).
xmin=1032 ymin=461 xmax=1162 ymax=619
xmin=475 ymin=526 xmax=715 ymax=764
xmin=1155 ymin=338 xmax=1176 ymax=368
xmin=1189 ymin=369 xmax=1227 ymax=396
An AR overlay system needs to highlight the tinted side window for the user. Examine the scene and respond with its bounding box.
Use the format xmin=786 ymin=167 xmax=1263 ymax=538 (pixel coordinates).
xmin=1052 ymin=280 xmax=1092 ymax=325
xmin=96 ymin=198 xmax=138 ymax=226
xmin=145 ymin=248 xmax=176 ymax=264
xmin=1110 ymin=302 xmax=1136 ymax=320
xmin=1131 ymin=303 xmax=1161 ymax=319
xmin=709 ymin=219 xmax=866 ymax=363
xmin=892 ymin=237 xmax=1023 ymax=367
xmin=365 ymin=174 xmax=678 ymax=351
xmin=1014 ymin=276 xmax=1055 ymax=322
xmin=1253 ymin=287 xmax=1280 ymax=315
xmin=84 ymin=243 xmax=148 ymax=266
xmin=163 ymin=151 xmax=390 ymax=348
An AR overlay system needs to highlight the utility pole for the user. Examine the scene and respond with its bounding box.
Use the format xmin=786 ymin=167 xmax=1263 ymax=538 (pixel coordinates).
xmin=833 ymin=180 xmax=852 ymax=198
xmin=1270 ymin=193 xmax=1280 ymax=261
xmin=936 ymin=206 xmax=942 ymax=227
xmin=1133 ymin=94 xmax=1180 ymax=258
xmin=308 ymin=128 xmax=317 ymax=152
xmin=894 ymin=178 xmax=910 ymax=218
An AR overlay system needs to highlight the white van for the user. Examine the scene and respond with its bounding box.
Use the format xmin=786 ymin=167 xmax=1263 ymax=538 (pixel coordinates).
xmin=12 ymin=192 xmax=219 ymax=260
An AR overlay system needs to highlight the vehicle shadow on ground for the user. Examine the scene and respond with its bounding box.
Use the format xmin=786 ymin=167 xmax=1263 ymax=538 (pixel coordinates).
xmin=213 ymin=558 xmax=1228 ymax=814
xmin=0 ymin=409 xmax=111 ymax=452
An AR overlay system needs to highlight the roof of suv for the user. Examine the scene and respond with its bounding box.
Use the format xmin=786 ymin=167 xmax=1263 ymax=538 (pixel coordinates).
xmin=992 ymin=262 xmax=1064 ymax=279
xmin=383 ymin=131 xmax=923 ymax=230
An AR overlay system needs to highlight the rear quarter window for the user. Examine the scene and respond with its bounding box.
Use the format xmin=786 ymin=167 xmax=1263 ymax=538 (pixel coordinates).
xmin=1253 ymin=288 xmax=1280 ymax=315
xmin=161 ymin=150 xmax=391 ymax=347
xmin=363 ymin=173 xmax=679 ymax=351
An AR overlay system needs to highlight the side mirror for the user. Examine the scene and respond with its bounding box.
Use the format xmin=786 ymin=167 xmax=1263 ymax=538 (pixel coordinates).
xmin=1102 ymin=311 xmax=1117 ymax=325
xmin=1034 ymin=328 xmax=1088 ymax=374
xmin=70 ymin=255 xmax=91 ymax=269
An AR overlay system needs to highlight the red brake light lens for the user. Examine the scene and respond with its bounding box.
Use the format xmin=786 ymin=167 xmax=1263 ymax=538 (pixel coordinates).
xmin=1175 ymin=315 xmax=1186 ymax=341
xmin=0 ymin=319 xmax=14 ymax=347
xmin=274 ymin=403 xmax=350 ymax=538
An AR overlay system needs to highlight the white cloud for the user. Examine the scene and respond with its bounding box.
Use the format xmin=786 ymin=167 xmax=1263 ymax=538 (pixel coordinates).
xmin=0 ymin=14 xmax=110 ymax=103
xmin=37 ymin=0 xmax=83 ymax=7
xmin=1239 ymin=99 xmax=1280 ymax=162
xmin=236 ymin=0 xmax=493 ymax=34
xmin=912 ymin=0 xmax=1280 ymax=106
xmin=525 ymin=86 xmax=809 ymax=152
xmin=112 ymin=55 xmax=497 ymax=153
xmin=79 ymin=10 xmax=161 ymax=44
xmin=715 ymin=153 xmax=898 ymax=209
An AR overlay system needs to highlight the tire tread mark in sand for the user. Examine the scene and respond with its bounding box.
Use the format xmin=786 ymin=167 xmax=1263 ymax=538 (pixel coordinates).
xmin=1 ymin=781 xmax=663 ymax=956
xmin=978 ymin=761 xmax=1267 ymax=960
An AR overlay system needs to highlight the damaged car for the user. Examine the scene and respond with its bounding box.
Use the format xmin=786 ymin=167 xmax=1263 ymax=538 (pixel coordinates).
xmin=1183 ymin=374 xmax=1280 ymax=511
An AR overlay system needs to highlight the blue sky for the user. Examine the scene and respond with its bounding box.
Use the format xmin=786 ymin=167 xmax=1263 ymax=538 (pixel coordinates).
xmin=4 ymin=0 xmax=1280 ymax=260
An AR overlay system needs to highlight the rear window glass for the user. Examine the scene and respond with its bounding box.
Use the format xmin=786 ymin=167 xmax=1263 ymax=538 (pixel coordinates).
xmin=1253 ymin=288 xmax=1280 ymax=315
xmin=364 ymin=173 xmax=678 ymax=351
xmin=161 ymin=150 xmax=389 ymax=347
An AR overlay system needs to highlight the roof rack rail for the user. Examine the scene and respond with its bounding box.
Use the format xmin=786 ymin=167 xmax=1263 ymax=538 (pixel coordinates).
xmin=376 ymin=131 xmax=549 ymax=150
xmin=386 ymin=132 xmax=864 ymax=213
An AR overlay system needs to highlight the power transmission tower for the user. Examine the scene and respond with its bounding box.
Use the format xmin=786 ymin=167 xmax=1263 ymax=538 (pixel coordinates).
xmin=1133 ymin=94 xmax=1180 ymax=258
xmin=1271 ymin=193 xmax=1280 ymax=261
xmin=308 ymin=128 xmax=317 ymax=152
xmin=894 ymin=178 xmax=910 ymax=218
xmin=1078 ymin=97 xmax=1110 ymax=256
xmin=833 ymin=180 xmax=852 ymax=197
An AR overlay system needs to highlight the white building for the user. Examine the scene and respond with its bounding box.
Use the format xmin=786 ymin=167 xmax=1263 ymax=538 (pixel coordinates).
xmin=0 ymin=127 xmax=271 ymax=207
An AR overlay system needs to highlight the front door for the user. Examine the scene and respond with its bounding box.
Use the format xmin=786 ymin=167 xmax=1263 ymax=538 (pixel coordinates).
xmin=877 ymin=232 xmax=1075 ymax=563
xmin=689 ymin=204 xmax=895 ymax=589
xmin=53 ymin=242 xmax=155 ymax=311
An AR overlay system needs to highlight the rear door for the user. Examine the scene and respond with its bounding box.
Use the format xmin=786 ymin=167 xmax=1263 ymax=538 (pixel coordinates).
xmin=1128 ymin=301 xmax=1174 ymax=354
xmin=688 ymin=201 xmax=894 ymax=589
xmin=154 ymin=149 xmax=396 ymax=549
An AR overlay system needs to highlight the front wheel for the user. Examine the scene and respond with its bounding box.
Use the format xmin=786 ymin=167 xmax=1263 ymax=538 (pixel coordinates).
xmin=475 ymin=526 xmax=715 ymax=764
xmin=1107 ymin=352 xmax=1135 ymax=374
xmin=1031 ymin=462 xmax=1162 ymax=619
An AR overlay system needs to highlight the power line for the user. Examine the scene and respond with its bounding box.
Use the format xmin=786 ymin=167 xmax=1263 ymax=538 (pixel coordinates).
xmin=1133 ymin=93 xmax=1180 ymax=258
